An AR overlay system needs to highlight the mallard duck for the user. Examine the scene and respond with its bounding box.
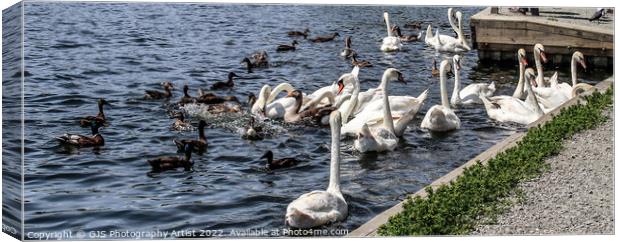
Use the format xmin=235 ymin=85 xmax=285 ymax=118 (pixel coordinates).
xmin=431 ymin=59 xmax=440 ymax=77
xmin=260 ymin=150 xmax=300 ymax=170
xmin=277 ymin=40 xmax=299 ymax=52
xmin=340 ymin=36 xmax=355 ymax=58
xmin=210 ymin=72 xmax=239 ymax=90
xmin=241 ymin=52 xmax=269 ymax=73
xmin=404 ymin=21 xmax=423 ymax=29
xmin=310 ymin=32 xmax=339 ymax=43
xmin=178 ymin=85 xmax=197 ymax=105
xmin=56 ymin=121 xmax=105 ymax=147
xmin=241 ymin=116 xmax=264 ymax=140
xmin=206 ymin=103 xmax=242 ymax=114
xmin=351 ymin=54 xmax=372 ymax=68
xmin=144 ymin=81 xmax=174 ymax=99
xmin=287 ymin=28 xmax=310 ymax=38
xmin=391 ymin=25 xmax=422 ymax=42
xmin=79 ymin=98 xmax=110 ymax=127
xmin=174 ymin=120 xmax=207 ymax=153
xmin=196 ymin=88 xmax=239 ymax=104
xmin=171 ymin=112 xmax=194 ymax=131
xmin=147 ymin=144 xmax=194 ymax=173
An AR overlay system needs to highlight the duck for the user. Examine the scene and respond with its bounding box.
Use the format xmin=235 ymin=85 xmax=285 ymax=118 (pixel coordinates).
xmin=351 ymin=54 xmax=372 ymax=68
xmin=56 ymin=120 xmax=105 ymax=147
xmin=196 ymin=88 xmax=239 ymax=104
xmin=284 ymin=90 xmax=337 ymax=124
xmin=171 ymin=112 xmax=194 ymax=131
xmin=431 ymin=59 xmax=440 ymax=77
xmin=210 ymin=72 xmax=239 ymax=90
xmin=241 ymin=52 xmax=268 ymax=73
xmin=391 ymin=25 xmax=422 ymax=42
xmin=310 ymin=32 xmax=340 ymax=43
xmin=285 ymin=111 xmax=347 ymax=229
xmin=260 ymin=150 xmax=300 ymax=170
xmin=404 ymin=21 xmax=423 ymax=29
xmin=147 ymin=144 xmax=194 ymax=173
xmin=174 ymin=120 xmax=207 ymax=153
xmin=178 ymin=85 xmax=197 ymax=105
xmin=240 ymin=116 xmax=264 ymax=140
xmin=340 ymin=36 xmax=355 ymax=58
xmin=480 ymin=68 xmax=545 ymax=125
xmin=342 ymin=68 xmax=427 ymax=137
xmin=277 ymin=40 xmax=299 ymax=52
xmin=449 ymin=55 xmax=496 ymax=105
xmin=420 ymin=59 xmax=461 ymax=132
xmin=206 ymin=102 xmax=243 ymax=114
xmin=144 ymin=81 xmax=174 ymax=100
xmin=79 ymin=98 xmax=110 ymax=127
xmin=288 ymin=28 xmax=310 ymax=39
xmin=380 ymin=12 xmax=403 ymax=52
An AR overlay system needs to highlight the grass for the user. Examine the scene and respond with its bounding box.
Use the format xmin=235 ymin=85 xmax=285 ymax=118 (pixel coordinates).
xmin=377 ymin=87 xmax=613 ymax=236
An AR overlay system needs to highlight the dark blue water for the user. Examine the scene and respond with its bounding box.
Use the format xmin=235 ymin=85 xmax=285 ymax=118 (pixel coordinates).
xmin=10 ymin=2 xmax=608 ymax=238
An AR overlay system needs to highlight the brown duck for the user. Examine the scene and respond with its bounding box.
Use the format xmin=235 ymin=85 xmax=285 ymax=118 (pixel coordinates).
xmin=144 ymin=81 xmax=174 ymax=99
xmin=171 ymin=112 xmax=194 ymax=132
xmin=287 ymin=28 xmax=310 ymax=38
xmin=391 ymin=25 xmax=421 ymax=42
xmin=174 ymin=120 xmax=207 ymax=153
xmin=57 ymin=121 xmax=105 ymax=147
xmin=241 ymin=51 xmax=268 ymax=73
xmin=351 ymin=54 xmax=372 ymax=68
xmin=310 ymin=32 xmax=340 ymax=43
xmin=277 ymin=40 xmax=299 ymax=51
xmin=340 ymin=36 xmax=355 ymax=58
xmin=196 ymin=89 xmax=239 ymax=105
xmin=79 ymin=98 xmax=110 ymax=127
xmin=147 ymin=143 xmax=194 ymax=173
xmin=260 ymin=150 xmax=300 ymax=170
xmin=431 ymin=59 xmax=440 ymax=77
xmin=210 ymin=72 xmax=239 ymax=90
xmin=178 ymin=85 xmax=197 ymax=105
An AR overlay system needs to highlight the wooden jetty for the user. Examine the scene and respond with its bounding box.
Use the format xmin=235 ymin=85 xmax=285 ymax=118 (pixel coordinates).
xmin=469 ymin=7 xmax=613 ymax=68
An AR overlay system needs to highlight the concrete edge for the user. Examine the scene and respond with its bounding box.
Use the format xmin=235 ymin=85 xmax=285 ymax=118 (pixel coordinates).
xmin=470 ymin=7 xmax=613 ymax=36
xmin=347 ymin=76 xmax=614 ymax=237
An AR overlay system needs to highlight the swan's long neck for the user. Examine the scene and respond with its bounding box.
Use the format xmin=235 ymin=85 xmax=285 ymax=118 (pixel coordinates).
xmin=384 ymin=13 xmax=393 ymax=37
xmin=525 ymin=76 xmax=544 ymax=116
xmin=327 ymin=117 xmax=341 ymax=194
xmin=534 ymin=50 xmax=544 ymax=86
xmin=381 ymin=78 xmax=395 ymax=134
xmin=425 ymin=24 xmax=433 ymax=41
xmin=439 ymin=63 xmax=450 ymax=108
xmin=307 ymin=91 xmax=335 ymax=109
xmin=266 ymin=83 xmax=294 ymax=104
xmin=571 ymin=55 xmax=578 ymax=87
xmin=450 ymin=62 xmax=461 ymax=105
xmin=512 ymin=60 xmax=526 ymax=98
xmin=448 ymin=8 xmax=458 ymax=34
xmin=254 ymin=85 xmax=270 ymax=111
xmin=342 ymin=77 xmax=360 ymax=125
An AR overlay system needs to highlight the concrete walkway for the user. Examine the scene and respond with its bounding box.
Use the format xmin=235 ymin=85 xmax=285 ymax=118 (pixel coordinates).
xmin=471 ymin=110 xmax=614 ymax=235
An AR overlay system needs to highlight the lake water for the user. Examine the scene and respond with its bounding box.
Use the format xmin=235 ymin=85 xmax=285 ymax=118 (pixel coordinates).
xmin=2 ymin=2 xmax=609 ymax=238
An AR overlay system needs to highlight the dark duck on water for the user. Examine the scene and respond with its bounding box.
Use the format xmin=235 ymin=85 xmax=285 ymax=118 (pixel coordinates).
xmin=210 ymin=72 xmax=239 ymax=90
xmin=277 ymin=40 xmax=299 ymax=51
xmin=260 ymin=150 xmax=300 ymax=170
xmin=79 ymin=98 xmax=110 ymax=127
xmin=178 ymin=85 xmax=197 ymax=105
xmin=147 ymin=144 xmax=194 ymax=173
xmin=144 ymin=81 xmax=174 ymax=99
xmin=57 ymin=120 xmax=105 ymax=147
xmin=310 ymin=32 xmax=340 ymax=43
xmin=174 ymin=120 xmax=207 ymax=153
xmin=196 ymin=88 xmax=239 ymax=104
xmin=241 ymin=51 xmax=268 ymax=73
xmin=287 ymin=28 xmax=310 ymax=38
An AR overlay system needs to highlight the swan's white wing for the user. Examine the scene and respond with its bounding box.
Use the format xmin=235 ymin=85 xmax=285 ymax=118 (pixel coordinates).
xmin=286 ymin=190 xmax=347 ymax=228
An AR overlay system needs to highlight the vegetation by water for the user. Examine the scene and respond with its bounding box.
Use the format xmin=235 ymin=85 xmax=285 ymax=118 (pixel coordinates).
xmin=377 ymin=87 xmax=613 ymax=235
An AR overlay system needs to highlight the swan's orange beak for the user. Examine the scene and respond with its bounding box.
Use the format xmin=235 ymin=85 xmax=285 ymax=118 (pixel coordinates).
xmin=521 ymin=58 xmax=528 ymax=66
xmin=579 ymin=60 xmax=587 ymax=70
xmin=540 ymin=51 xmax=548 ymax=63
xmin=337 ymin=81 xmax=345 ymax=95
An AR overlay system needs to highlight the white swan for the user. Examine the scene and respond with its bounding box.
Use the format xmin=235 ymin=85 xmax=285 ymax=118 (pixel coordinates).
xmin=532 ymin=43 xmax=558 ymax=87
xmin=352 ymin=67 xmax=407 ymax=116
xmin=342 ymin=68 xmax=427 ymax=137
xmin=263 ymin=83 xmax=297 ymax=119
xmin=511 ymin=48 xmax=529 ymax=99
xmin=480 ymin=68 xmax=545 ymax=125
xmin=353 ymin=73 xmax=401 ymax=153
xmin=425 ymin=11 xmax=470 ymax=52
xmin=308 ymin=66 xmax=359 ymax=107
xmin=421 ymin=60 xmax=461 ymax=132
xmin=380 ymin=12 xmax=403 ymax=52
xmin=449 ymin=55 xmax=496 ymax=105
xmin=285 ymin=111 xmax=347 ymax=229
xmin=549 ymin=51 xmax=588 ymax=99
xmin=251 ymin=85 xmax=272 ymax=115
